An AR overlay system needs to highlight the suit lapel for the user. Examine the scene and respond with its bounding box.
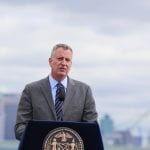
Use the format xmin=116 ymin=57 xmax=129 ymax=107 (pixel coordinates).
xmin=40 ymin=77 xmax=56 ymax=118
xmin=63 ymin=78 xmax=75 ymax=113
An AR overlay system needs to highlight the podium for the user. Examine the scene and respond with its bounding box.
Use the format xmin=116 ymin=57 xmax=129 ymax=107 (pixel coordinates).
xmin=19 ymin=120 xmax=104 ymax=150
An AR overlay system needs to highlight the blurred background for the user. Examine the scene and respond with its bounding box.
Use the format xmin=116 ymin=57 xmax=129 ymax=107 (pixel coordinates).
xmin=0 ymin=0 xmax=150 ymax=149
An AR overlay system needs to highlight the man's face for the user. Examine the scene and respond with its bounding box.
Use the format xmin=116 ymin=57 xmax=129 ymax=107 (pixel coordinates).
xmin=49 ymin=47 xmax=72 ymax=81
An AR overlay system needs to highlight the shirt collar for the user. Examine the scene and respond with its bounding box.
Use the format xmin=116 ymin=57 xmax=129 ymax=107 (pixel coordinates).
xmin=48 ymin=74 xmax=67 ymax=89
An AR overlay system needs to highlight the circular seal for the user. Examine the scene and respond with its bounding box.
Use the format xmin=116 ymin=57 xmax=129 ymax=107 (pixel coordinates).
xmin=43 ymin=127 xmax=84 ymax=150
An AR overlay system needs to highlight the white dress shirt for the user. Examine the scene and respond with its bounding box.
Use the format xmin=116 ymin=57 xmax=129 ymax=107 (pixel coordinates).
xmin=48 ymin=74 xmax=67 ymax=104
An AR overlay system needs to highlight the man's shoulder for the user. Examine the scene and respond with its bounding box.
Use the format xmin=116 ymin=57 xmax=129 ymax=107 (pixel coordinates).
xmin=68 ymin=77 xmax=90 ymax=87
xmin=26 ymin=76 xmax=49 ymax=87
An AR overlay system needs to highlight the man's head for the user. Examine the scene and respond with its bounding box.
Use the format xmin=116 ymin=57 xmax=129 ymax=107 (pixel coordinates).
xmin=49 ymin=43 xmax=73 ymax=81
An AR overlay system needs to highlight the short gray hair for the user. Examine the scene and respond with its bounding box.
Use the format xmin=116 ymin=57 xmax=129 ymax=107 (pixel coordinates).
xmin=51 ymin=43 xmax=73 ymax=57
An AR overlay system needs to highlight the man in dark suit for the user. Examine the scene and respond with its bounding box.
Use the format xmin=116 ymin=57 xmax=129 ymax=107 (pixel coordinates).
xmin=15 ymin=43 xmax=98 ymax=140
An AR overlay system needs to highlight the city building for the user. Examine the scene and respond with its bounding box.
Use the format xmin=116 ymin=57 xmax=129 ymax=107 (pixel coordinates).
xmin=0 ymin=93 xmax=19 ymax=140
xmin=100 ymin=114 xmax=142 ymax=147
xmin=100 ymin=114 xmax=114 ymax=136
xmin=0 ymin=94 xmax=5 ymax=140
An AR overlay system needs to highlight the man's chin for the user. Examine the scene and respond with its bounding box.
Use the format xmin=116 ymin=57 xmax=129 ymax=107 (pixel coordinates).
xmin=58 ymin=72 xmax=67 ymax=78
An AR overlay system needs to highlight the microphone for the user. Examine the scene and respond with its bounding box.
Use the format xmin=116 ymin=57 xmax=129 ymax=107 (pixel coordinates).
xmin=59 ymin=86 xmax=65 ymax=101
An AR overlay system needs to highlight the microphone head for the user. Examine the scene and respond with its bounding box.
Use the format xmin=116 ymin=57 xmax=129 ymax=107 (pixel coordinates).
xmin=59 ymin=87 xmax=65 ymax=101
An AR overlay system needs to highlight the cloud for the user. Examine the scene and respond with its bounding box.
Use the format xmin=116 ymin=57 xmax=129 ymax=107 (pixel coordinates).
xmin=0 ymin=0 xmax=150 ymax=132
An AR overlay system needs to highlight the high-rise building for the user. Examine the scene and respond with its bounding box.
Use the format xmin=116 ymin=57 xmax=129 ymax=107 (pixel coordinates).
xmin=0 ymin=93 xmax=19 ymax=140
xmin=100 ymin=114 xmax=114 ymax=136
xmin=0 ymin=95 xmax=5 ymax=140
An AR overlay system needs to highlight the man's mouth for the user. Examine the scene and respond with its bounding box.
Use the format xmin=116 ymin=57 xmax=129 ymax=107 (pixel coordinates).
xmin=59 ymin=68 xmax=66 ymax=72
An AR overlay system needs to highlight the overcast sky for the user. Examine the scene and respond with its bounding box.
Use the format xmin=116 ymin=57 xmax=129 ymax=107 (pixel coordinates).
xmin=0 ymin=0 xmax=150 ymax=134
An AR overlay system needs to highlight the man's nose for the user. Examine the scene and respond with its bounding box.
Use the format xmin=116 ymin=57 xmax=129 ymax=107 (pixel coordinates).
xmin=61 ymin=59 xmax=67 ymax=65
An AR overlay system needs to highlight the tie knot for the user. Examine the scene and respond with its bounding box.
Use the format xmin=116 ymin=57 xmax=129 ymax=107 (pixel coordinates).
xmin=56 ymin=82 xmax=63 ymax=88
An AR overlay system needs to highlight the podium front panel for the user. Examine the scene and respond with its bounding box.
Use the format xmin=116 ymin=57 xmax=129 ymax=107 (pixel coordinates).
xmin=19 ymin=120 xmax=104 ymax=150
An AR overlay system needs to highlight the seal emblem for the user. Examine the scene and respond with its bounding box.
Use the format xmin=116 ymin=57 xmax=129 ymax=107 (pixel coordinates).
xmin=43 ymin=127 xmax=84 ymax=150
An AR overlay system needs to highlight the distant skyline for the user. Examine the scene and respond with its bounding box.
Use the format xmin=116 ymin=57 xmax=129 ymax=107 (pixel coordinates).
xmin=0 ymin=0 xmax=150 ymax=133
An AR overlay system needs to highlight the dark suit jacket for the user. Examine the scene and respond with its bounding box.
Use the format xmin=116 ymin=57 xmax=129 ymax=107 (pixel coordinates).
xmin=15 ymin=76 xmax=98 ymax=140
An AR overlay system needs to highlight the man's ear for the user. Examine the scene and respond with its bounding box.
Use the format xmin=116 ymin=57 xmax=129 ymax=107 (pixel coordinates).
xmin=48 ymin=57 xmax=52 ymax=66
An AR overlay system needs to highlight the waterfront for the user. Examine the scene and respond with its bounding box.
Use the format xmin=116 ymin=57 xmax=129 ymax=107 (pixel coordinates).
xmin=0 ymin=141 xmax=149 ymax=150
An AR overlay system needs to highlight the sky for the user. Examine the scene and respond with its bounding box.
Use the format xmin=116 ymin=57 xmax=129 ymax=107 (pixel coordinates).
xmin=0 ymin=0 xmax=150 ymax=135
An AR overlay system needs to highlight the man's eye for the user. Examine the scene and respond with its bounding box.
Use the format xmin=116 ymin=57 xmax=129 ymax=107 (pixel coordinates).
xmin=57 ymin=58 xmax=63 ymax=61
xmin=66 ymin=59 xmax=71 ymax=62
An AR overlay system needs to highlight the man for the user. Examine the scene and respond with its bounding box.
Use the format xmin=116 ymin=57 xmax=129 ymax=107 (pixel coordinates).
xmin=15 ymin=43 xmax=98 ymax=140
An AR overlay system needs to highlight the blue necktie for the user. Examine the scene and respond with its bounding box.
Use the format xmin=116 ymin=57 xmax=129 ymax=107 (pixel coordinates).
xmin=55 ymin=83 xmax=65 ymax=121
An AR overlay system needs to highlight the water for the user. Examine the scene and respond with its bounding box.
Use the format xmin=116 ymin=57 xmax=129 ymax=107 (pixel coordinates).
xmin=0 ymin=141 xmax=19 ymax=150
